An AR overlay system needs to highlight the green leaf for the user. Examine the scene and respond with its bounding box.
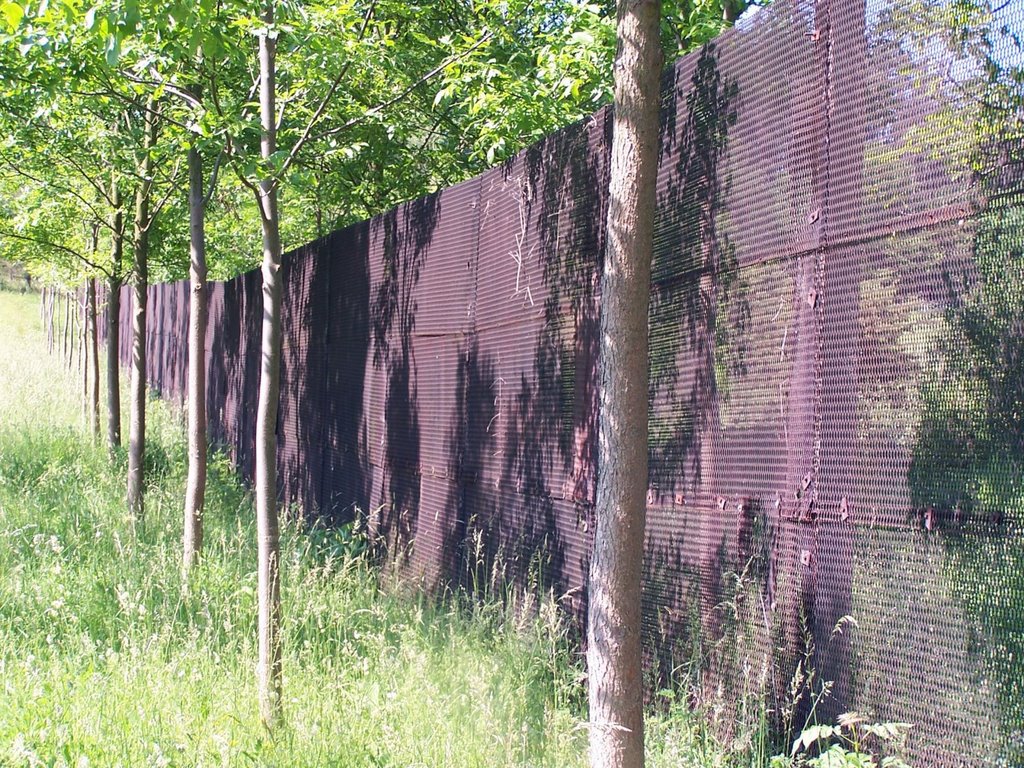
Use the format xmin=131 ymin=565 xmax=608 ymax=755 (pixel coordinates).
xmin=793 ymin=725 xmax=838 ymax=755
xmin=862 ymin=723 xmax=912 ymax=741
xmin=569 ymin=30 xmax=594 ymax=46
xmin=104 ymin=32 xmax=119 ymax=66
xmin=2 ymin=2 xmax=24 ymax=30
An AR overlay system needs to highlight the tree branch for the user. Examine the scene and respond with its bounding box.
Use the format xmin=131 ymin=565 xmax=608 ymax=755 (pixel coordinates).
xmin=0 ymin=153 xmax=118 ymax=236
xmin=274 ymin=0 xmax=379 ymax=182
xmin=202 ymin=148 xmax=226 ymax=208
xmin=0 ymin=228 xmax=112 ymax=278
xmin=143 ymin=157 xmax=182 ymax=234
xmin=308 ymin=29 xmax=494 ymax=148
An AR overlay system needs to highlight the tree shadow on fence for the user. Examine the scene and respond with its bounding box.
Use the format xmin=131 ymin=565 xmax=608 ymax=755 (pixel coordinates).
xmin=641 ymin=42 xmax=756 ymax=707
xmin=317 ymin=224 xmax=372 ymax=526
xmin=438 ymin=112 xmax=606 ymax=605
xmin=442 ymin=338 xmax=499 ymax=593
xmin=371 ymin=195 xmax=441 ymax=563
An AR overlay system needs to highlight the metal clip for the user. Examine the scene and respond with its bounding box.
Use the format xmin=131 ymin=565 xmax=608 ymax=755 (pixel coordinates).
xmin=799 ymin=499 xmax=817 ymax=523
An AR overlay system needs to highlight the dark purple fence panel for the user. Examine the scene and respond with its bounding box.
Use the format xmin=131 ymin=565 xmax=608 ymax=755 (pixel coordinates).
xmin=111 ymin=1 xmax=1024 ymax=764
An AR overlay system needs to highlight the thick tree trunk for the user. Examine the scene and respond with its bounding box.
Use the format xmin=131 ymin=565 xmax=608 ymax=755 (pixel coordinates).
xmin=127 ymin=104 xmax=158 ymax=521
xmin=183 ymin=144 xmax=208 ymax=575
xmin=255 ymin=5 xmax=284 ymax=729
xmin=88 ymin=278 xmax=101 ymax=442
xmin=586 ymin=3 xmax=662 ymax=768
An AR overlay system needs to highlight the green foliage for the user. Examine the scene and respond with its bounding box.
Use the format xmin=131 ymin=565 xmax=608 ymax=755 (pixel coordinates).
xmin=771 ymin=714 xmax=913 ymax=768
xmin=0 ymin=290 xmax=778 ymax=768
xmin=0 ymin=291 xmax=583 ymax=766
xmin=910 ymin=204 xmax=1024 ymax=520
xmin=1 ymin=0 xmax=755 ymax=283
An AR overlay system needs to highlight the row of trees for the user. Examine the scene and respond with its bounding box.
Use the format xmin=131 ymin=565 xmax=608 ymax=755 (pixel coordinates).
xmin=1 ymin=1 xmax=751 ymax=764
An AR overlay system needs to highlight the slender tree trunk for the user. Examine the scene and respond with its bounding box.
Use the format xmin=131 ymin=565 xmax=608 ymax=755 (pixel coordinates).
xmin=255 ymin=4 xmax=284 ymax=728
xmin=76 ymin=291 xmax=81 ymax=371
xmin=63 ymin=290 xmax=71 ymax=366
xmin=71 ymin=289 xmax=79 ymax=371
xmin=249 ymin=3 xmax=286 ymax=729
xmin=88 ymin=278 xmax=101 ymax=442
xmin=107 ymin=175 xmax=125 ymax=453
xmin=68 ymin=290 xmax=74 ymax=368
xmin=106 ymin=275 xmax=122 ymax=451
xmin=127 ymin=103 xmax=159 ymax=521
xmin=49 ymin=289 xmax=55 ymax=354
xmin=82 ymin=288 xmax=89 ymax=425
xmin=586 ymin=3 xmax=662 ymax=768
xmin=44 ymin=287 xmax=49 ymax=349
xmin=183 ymin=144 xmax=209 ymax=575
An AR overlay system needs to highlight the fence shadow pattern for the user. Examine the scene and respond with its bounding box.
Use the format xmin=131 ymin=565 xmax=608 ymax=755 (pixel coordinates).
xmin=114 ymin=1 xmax=1024 ymax=764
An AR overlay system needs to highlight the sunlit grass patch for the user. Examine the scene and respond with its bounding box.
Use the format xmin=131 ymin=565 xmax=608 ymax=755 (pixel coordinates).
xmin=0 ymin=289 xmax=751 ymax=768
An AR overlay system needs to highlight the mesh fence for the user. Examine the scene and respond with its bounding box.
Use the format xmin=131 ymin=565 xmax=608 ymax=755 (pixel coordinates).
xmin=112 ymin=0 xmax=1024 ymax=763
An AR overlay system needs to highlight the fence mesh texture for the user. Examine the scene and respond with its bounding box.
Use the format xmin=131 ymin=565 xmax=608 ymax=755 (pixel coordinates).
xmin=111 ymin=1 xmax=1024 ymax=764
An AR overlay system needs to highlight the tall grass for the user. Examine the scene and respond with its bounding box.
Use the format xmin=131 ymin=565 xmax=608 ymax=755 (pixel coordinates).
xmin=0 ymin=290 xmax=749 ymax=767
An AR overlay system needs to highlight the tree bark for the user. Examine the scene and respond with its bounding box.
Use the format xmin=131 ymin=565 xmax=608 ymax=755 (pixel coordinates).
xmin=47 ymin=288 xmax=54 ymax=354
xmin=71 ymin=289 xmax=78 ymax=371
xmin=587 ymin=3 xmax=662 ymax=768
xmin=107 ymin=177 xmax=124 ymax=453
xmin=183 ymin=144 xmax=208 ymax=575
xmin=255 ymin=3 xmax=284 ymax=729
xmin=88 ymin=278 xmax=101 ymax=442
xmin=63 ymin=289 xmax=71 ymax=367
xmin=106 ymin=275 xmax=122 ymax=451
xmin=79 ymin=287 xmax=85 ymax=379
xmin=81 ymin=288 xmax=88 ymax=424
xmin=127 ymin=103 xmax=159 ymax=522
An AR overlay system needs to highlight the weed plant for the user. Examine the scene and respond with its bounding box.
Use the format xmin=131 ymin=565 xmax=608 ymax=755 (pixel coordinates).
xmin=0 ymin=291 xmax=758 ymax=767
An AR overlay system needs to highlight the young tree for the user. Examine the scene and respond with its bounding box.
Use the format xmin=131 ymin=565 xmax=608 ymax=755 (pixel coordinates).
xmin=253 ymin=1 xmax=285 ymax=726
xmin=587 ymin=2 xmax=662 ymax=768
xmin=106 ymin=176 xmax=125 ymax=453
xmin=182 ymin=138 xmax=211 ymax=573
xmin=126 ymin=99 xmax=161 ymax=521
xmin=87 ymin=276 xmax=100 ymax=441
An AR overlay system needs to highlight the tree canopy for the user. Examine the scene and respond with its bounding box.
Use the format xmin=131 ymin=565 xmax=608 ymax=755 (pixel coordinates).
xmin=0 ymin=0 xmax=753 ymax=285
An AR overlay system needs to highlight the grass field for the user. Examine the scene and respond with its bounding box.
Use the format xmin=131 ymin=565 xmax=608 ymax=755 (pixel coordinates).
xmin=0 ymin=289 xmax=750 ymax=767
